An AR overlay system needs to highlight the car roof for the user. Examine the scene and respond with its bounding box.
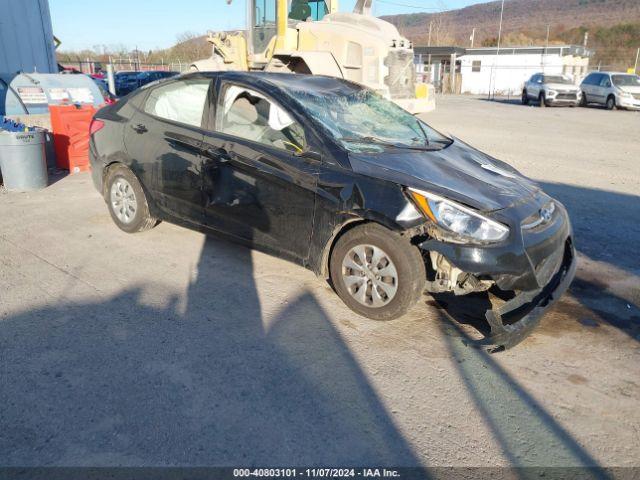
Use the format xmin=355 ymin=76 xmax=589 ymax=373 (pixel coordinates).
xmin=183 ymin=71 xmax=363 ymax=95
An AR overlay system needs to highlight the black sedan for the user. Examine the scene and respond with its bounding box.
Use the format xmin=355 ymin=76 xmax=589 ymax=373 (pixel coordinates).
xmin=89 ymin=72 xmax=576 ymax=350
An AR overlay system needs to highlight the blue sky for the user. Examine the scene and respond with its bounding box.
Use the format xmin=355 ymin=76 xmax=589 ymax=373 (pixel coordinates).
xmin=50 ymin=0 xmax=485 ymax=51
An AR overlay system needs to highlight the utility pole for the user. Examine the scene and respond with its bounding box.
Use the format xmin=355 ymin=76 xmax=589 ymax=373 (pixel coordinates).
xmin=635 ymin=47 xmax=639 ymax=74
xmin=545 ymin=24 xmax=550 ymax=51
xmin=542 ymin=24 xmax=550 ymax=72
xmin=489 ymin=0 xmax=505 ymax=100
xmin=470 ymin=27 xmax=475 ymax=48
xmin=427 ymin=21 xmax=433 ymax=87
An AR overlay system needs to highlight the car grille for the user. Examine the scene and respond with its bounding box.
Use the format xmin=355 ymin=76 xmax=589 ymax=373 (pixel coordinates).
xmin=633 ymin=93 xmax=640 ymax=101
xmin=556 ymin=92 xmax=577 ymax=100
xmin=384 ymin=49 xmax=416 ymax=99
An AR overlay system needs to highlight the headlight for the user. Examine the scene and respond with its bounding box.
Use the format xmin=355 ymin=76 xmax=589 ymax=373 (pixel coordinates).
xmin=547 ymin=89 xmax=557 ymax=96
xmin=618 ymin=90 xmax=633 ymax=98
xmin=407 ymin=188 xmax=509 ymax=243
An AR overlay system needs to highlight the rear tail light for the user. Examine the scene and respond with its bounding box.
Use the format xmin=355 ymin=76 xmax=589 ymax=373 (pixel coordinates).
xmin=90 ymin=119 xmax=105 ymax=135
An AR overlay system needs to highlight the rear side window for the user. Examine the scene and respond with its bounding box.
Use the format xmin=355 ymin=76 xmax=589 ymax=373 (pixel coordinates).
xmin=584 ymin=73 xmax=600 ymax=85
xmin=144 ymin=78 xmax=211 ymax=127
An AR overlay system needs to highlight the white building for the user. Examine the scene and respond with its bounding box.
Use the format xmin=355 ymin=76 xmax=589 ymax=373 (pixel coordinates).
xmin=459 ymin=45 xmax=593 ymax=95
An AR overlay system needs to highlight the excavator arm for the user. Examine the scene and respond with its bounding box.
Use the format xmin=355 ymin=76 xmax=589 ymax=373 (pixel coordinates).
xmin=353 ymin=0 xmax=372 ymax=14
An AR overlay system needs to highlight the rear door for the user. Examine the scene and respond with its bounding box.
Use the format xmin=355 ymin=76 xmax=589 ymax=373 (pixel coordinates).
xmin=200 ymin=81 xmax=319 ymax=262
xmin=587 ymin=74 xmax=602 ymax=103
xmin=124 ymin=76 xmax=212 ymax=223
xmin=588 ymin=73 xmax=605 ymax=103
xmin=597 ymin=74 xmax=613 ymax=104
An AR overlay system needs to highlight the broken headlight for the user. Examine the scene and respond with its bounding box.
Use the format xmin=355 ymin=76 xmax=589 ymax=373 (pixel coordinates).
xmin=408 ymin=188 xmax=509 ymax=243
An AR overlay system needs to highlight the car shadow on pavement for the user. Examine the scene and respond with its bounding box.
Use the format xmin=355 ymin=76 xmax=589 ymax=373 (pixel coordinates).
xmin=476 ymin=97 xmax=528 ymax=107
xmin=0 ymin=236 xmax=419 ymax=467
xmin=540 ymin=182 xmax=640 ymax=340
xmin=539 ymin=182 xmax=640 ymax=277
xmin=438 ymin=315 xmax=610 ymax=477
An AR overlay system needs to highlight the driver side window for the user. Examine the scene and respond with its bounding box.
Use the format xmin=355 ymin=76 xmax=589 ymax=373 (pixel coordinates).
xmin=218 ymin=85 xmax=306 ymax=154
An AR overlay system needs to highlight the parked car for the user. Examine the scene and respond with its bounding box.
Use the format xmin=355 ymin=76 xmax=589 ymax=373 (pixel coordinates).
xmin=89 ymin=72 xmax=576 ymax=350
xmin=114 ymin=71 xmax=140 ymax=96
xmin=580 ymin=71 xmax=640 ymax=110
xmin=522 ymin=73 xmax=582 ymax=107
xmin=117 ymin=71 xmax=179 ymax=96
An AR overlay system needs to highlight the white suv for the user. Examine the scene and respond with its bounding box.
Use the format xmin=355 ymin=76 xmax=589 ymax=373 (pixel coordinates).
xmin=522 ymin=73 xmax=582 ymax=107
xmin=580 ymin=72 xmax=640 ymax=110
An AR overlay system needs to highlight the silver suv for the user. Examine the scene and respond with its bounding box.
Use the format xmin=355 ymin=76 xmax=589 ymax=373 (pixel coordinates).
xmin=580 ymin=71 xmax=640 ymax=110
xmin=522 ymin=73 xmax=582 ymax=107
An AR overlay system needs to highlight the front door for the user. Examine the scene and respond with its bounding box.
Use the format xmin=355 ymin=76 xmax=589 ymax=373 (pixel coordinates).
xmin=201 ymin=83 xmax=318 ymax=262
xmin=125 ymin=77 xmax=212 ymax=223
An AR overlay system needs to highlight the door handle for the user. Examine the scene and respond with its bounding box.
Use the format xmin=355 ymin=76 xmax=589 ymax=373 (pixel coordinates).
xmin=131 ymin=123 xmax=147 ymax=134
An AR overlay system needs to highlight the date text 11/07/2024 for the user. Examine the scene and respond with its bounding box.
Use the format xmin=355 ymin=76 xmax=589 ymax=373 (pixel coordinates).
xmin=233 ymin=468 xmax=401 ymax=478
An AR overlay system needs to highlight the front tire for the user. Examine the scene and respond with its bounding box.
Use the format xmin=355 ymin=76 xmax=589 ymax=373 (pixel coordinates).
xmin=580 ymin=92 xmax=587 ymax=107
xmin=539 ymin=93 xmax=547 ymax=108
xmin=522 ymin=90 xmax=529 ymax=105
xmin=329 ymin=223 xmax=426 ymax=321
xmin=606 ymin=95 xmax=616 ymax=110
xmin=105 ymin=164 xmax=157 ymax=233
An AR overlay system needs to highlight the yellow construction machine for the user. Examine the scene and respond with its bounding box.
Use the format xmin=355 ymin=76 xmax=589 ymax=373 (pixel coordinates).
xmin=190 ymin=0 xmax=435 ymax=113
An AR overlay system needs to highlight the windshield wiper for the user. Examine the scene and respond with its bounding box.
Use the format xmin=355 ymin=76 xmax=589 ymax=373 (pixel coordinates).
xmin=339 ymin=136 xmax=441 ymax=151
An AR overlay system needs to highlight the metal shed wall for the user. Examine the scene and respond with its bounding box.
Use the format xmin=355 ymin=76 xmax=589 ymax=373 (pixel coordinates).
xmin=0 ymin=0 xmax=57 ymax=74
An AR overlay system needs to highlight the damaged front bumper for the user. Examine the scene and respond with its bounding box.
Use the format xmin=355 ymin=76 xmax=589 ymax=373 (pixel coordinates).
xmin=481 ymin=239 xmax=576 ymax=351
xmin=419 ymin=203 xmax=577 ymax=351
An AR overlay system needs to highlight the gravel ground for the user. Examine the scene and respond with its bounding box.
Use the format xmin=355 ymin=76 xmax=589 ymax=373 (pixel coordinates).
xmin=0 ymin=96 xmax=638 ymax=469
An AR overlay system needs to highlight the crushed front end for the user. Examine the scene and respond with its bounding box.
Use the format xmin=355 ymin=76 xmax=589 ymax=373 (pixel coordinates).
xmin=414 ymin=196 xmax=577 ymax=351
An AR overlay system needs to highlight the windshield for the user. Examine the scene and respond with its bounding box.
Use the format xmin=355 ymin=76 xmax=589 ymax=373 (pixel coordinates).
xmin=543 ymin=75 xmax=572 ymax=85
xmin=287 ymin=87 xmax=451 ymax=152
xmin=612 ymin=75 xmax=640 ymax=87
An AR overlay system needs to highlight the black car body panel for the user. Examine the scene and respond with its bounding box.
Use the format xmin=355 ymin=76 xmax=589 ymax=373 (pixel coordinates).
xmin=90 ymin=71 xmax=576 ymax=350
xmin=348 ymin=139 xmax=541 ymax=213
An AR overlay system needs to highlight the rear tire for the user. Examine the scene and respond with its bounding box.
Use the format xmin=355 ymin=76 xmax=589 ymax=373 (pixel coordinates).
xmin=329 ymin=223 xmax=426 ymax=321
xmin=105 ymin=164 xmax=157 ymax=234
xmin=606 ymin=95 xmax=616 ymax=110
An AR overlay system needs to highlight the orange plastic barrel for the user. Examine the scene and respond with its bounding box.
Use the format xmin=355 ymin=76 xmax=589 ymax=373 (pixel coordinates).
xmin=49 ymin=105 xmax=97 ymax=173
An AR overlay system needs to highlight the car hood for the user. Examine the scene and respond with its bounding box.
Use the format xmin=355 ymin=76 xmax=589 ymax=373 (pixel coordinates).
xmin=546 ymin=82 xmax=579 ymax=91
xmin=348 ymin=138 xmax=541 ymax=212
xmin=619 ymin=86 xmax=640 ymax=94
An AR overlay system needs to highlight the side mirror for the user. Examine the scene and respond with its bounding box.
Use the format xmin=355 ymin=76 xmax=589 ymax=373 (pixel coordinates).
xmin=295 ymin=149 xmax=322 ymax=162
